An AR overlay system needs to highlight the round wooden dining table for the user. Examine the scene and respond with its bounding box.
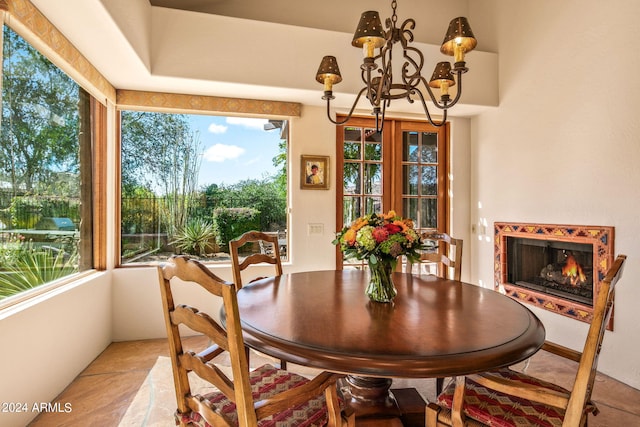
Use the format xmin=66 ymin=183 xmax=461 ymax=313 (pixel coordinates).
xmin=236 ymin=270 xmax=545 ymax=423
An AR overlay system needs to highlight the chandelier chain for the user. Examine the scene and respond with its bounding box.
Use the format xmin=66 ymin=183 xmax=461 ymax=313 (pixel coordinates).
xmin=391 ymin=0 xmax=398 ymax=26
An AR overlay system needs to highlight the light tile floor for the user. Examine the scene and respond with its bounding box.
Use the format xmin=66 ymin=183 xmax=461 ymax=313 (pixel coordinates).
xmin=28 ymin=337 xmax=640 ymax=426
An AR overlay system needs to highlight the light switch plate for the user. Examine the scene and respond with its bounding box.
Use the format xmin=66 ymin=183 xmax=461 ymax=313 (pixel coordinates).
xmin=308 ymin=223 xmax=324 ymax=235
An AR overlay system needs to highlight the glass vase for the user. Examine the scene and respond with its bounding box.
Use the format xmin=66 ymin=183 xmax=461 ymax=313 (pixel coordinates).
xmin=365 ymin=258 xmax=397 ymax=303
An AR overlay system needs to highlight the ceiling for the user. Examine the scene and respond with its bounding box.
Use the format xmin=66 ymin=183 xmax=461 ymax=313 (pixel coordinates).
xmin=30 ymin=0 xmax=493 ymax=118
xmin=148 ymin=0 xmax=471 ymax=45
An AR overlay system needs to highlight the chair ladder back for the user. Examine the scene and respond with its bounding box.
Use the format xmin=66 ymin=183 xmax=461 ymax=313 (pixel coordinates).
xmin=563 ymin=254 xmax=626 ymax=426
xmin=157 ymin=265 xmax=192 ymax=417
xmin=417 ymin=232 xmax=463 ymax=281
xmin=230 ymin=230 xmax=283 ymax=289
xmin=221 ymin=278 xmax=258 ymax=427
xmin=230 ymin=230 xmax=287 ymax=369
xmin=158 ymin=255 xmax=257 ymax=427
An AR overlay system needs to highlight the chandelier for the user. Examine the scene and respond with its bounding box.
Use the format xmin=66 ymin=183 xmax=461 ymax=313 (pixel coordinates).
xmin=315 ymin=0 xmax=477 ymax=131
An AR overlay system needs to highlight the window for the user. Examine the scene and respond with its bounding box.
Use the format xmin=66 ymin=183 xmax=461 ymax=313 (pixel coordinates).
xmin=119 ymin=110 xmax=288 ymax=265
xmin=336 ymin=117 xmax=448 ymax=267
xmin=0 ymin=26 xmax=98 ymax=300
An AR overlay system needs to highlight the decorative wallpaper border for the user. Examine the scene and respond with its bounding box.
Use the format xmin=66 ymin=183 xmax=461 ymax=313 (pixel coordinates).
xmin=2 ymin=0 xmax=116 ymax=103
xmin=117 ymin=90 xmax=302 ymax=117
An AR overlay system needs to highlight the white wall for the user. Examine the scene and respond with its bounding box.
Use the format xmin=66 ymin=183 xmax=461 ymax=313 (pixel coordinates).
xmin=0 ymin=273 xmax=112 ymax=427
xmin=469 ymin=0 xmax=640 ymax=389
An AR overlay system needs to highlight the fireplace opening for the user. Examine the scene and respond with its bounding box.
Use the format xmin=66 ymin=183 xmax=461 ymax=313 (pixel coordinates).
xmin=506 ymin=236 xmax=593 ymax=306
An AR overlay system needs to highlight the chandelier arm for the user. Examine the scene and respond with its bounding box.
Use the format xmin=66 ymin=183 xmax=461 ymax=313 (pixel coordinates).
xmin=418 ymin=76 xmax=448 ymax=110
xmin=370 ymin=66 xmax=385 ymax=108
xmin=423 ymin=68 xmax=465 ymax=110
xmin=447 ymin=69 xmax=464 ymax=106
xmin=325 ymin=87 xmax=370 ymax=125
xmin=415 ymin=89 xmax=448 ymax=127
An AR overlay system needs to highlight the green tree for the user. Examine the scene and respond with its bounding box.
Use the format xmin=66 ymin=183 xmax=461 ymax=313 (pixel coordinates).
xmin=120 ymin=111 xmax=202 ymax=236
xmin=272 ymin=137 xmax=287 ymax=200
xmin=0 ymin=26 xmax=79 ymax=195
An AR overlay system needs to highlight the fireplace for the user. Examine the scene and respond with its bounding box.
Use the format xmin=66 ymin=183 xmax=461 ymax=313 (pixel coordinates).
xmin=494 ymin=222 xmax=614 ymax=329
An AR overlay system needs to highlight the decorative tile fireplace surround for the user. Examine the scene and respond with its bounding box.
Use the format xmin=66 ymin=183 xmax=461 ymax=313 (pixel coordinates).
xmin=494 ymin=222 xmax=615 ymax=329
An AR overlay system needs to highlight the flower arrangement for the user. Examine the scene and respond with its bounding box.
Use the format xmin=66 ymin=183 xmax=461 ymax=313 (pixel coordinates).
xmin=333 ymin=211 xmax=423 ymax=302
xmin=333 ymin=210 xmax=423 ymax=265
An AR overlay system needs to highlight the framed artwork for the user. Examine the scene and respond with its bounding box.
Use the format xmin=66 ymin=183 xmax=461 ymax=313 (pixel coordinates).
xmin=300 ymin=155 xmax=329 ymax=190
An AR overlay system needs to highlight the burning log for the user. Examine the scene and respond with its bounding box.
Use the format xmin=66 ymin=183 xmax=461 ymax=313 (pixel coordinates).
xmin=562 ymin=254 xmax=587 ymax=285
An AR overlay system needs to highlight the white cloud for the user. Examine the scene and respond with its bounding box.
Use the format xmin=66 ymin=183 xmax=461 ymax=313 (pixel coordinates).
xmin=208 ymin=123 xmax=228 ymax=134
xmin=226 ymin=117 xmax=268 ymax=130
xmin=203 ymin=144 xmax=245 ymax=162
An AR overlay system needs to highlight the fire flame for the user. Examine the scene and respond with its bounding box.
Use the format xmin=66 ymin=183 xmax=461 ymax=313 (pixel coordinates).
xmin=562 ymin=254 xmax=586 ymax=286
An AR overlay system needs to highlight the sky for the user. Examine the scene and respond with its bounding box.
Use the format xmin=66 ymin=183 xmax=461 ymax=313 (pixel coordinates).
xmin=187 ymin=115 xmax=284 ymax=187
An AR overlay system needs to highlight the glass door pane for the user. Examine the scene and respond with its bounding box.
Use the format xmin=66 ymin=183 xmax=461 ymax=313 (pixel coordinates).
xmin=336 ymin=118 xmax=446 ymax=270
xmin=401 ymin=130 xmax=442 ymax=234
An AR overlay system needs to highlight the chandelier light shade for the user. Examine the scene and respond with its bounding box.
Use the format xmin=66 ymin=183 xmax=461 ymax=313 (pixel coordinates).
xmin=440 ymin=16 xmax=477 ymax=63
xmin=315 ymin=0 xmax=477 ymax=131
xmin=351 ymin=11 xmax=385 ymax=58
xmin=315 ymin=56 xmax=343 ymax=92
xmin=428 ymin=62 xmax=455 ymax=97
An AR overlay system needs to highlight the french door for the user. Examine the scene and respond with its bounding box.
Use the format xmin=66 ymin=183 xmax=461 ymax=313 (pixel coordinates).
xmin=336 ymin=117 xmax=449 ymax=268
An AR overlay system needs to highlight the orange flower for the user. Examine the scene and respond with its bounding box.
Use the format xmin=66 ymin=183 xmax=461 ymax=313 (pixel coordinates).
xmin=383 ymin=210 xmax=397 ymax=220
xmin=343 ymin=228 xmax=357 ymax=245
xmin=351 ymin=217 xmax=368 ymax=232
xmin=393 ymin=220 xmax=408 ymax=232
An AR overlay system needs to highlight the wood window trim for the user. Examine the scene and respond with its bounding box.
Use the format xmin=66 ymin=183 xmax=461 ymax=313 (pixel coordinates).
xmin=394 ymin=119 xmax=450 ymax=232
xmin=91 ymin=98 xmax=108 ymax=270
xmin=1 ymin=0 xmax=115 ymax=104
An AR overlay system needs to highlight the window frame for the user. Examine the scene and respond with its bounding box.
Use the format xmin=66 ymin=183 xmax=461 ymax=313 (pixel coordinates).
xmin=0 ymin=21 xmax=107 ymax=308
xmin=115 ymin=107 xmax=292 ymax=267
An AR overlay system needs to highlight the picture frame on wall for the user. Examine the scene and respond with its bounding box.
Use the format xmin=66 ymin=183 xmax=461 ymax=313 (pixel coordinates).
xmin=300 ymin=155 xmax=329 ymax=190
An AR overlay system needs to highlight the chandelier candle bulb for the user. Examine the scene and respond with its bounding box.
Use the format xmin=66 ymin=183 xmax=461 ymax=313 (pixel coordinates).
xmin=439 ymin=81 xmax=450 ymax=97
xmin=323 ymin=77 xmax=334 ymax=92
xmin=363 ymin=40 xmax=377 ymax=58
xmin=454 ymin=43 xmax=465 ymax=64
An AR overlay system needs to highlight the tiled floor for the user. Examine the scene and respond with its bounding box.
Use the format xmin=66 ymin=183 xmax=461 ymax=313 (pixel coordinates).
xmin=28 ymin=337 xmax=640 ymax=426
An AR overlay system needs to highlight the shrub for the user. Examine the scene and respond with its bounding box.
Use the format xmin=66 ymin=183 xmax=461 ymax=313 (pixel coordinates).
xmin=8 ymin=196 xmax=80 ymax=229
xmin=0 ymin=245 xmax=79 ymax=299
xmin=170 ymin=218 xmax=217 ymax=256
xmin=213 ymin=207 xmax=260 ymax=252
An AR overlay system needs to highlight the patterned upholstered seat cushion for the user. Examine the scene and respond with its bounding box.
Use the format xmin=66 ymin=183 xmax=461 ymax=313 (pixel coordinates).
xmin=176 ymin=364 xmax=330 ymax=427
xmin=436 ymin=368 xmax=598 ymax=427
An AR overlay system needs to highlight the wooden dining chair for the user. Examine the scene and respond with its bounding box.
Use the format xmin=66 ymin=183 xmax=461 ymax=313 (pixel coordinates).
xmin=229 ymin=230 xmax=288 ymax=369
xmin=407 ymin=231 xmax=463 ymax=396
xmin=229 ymin=230 xmax=283 ymax=289
xmin=426 ymin=254 xmax=627 ymax=427
xmin=158 ymin=255 xmax=354 ymax=427
xmin=409 ymin=231 xmax=463 ymax=281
